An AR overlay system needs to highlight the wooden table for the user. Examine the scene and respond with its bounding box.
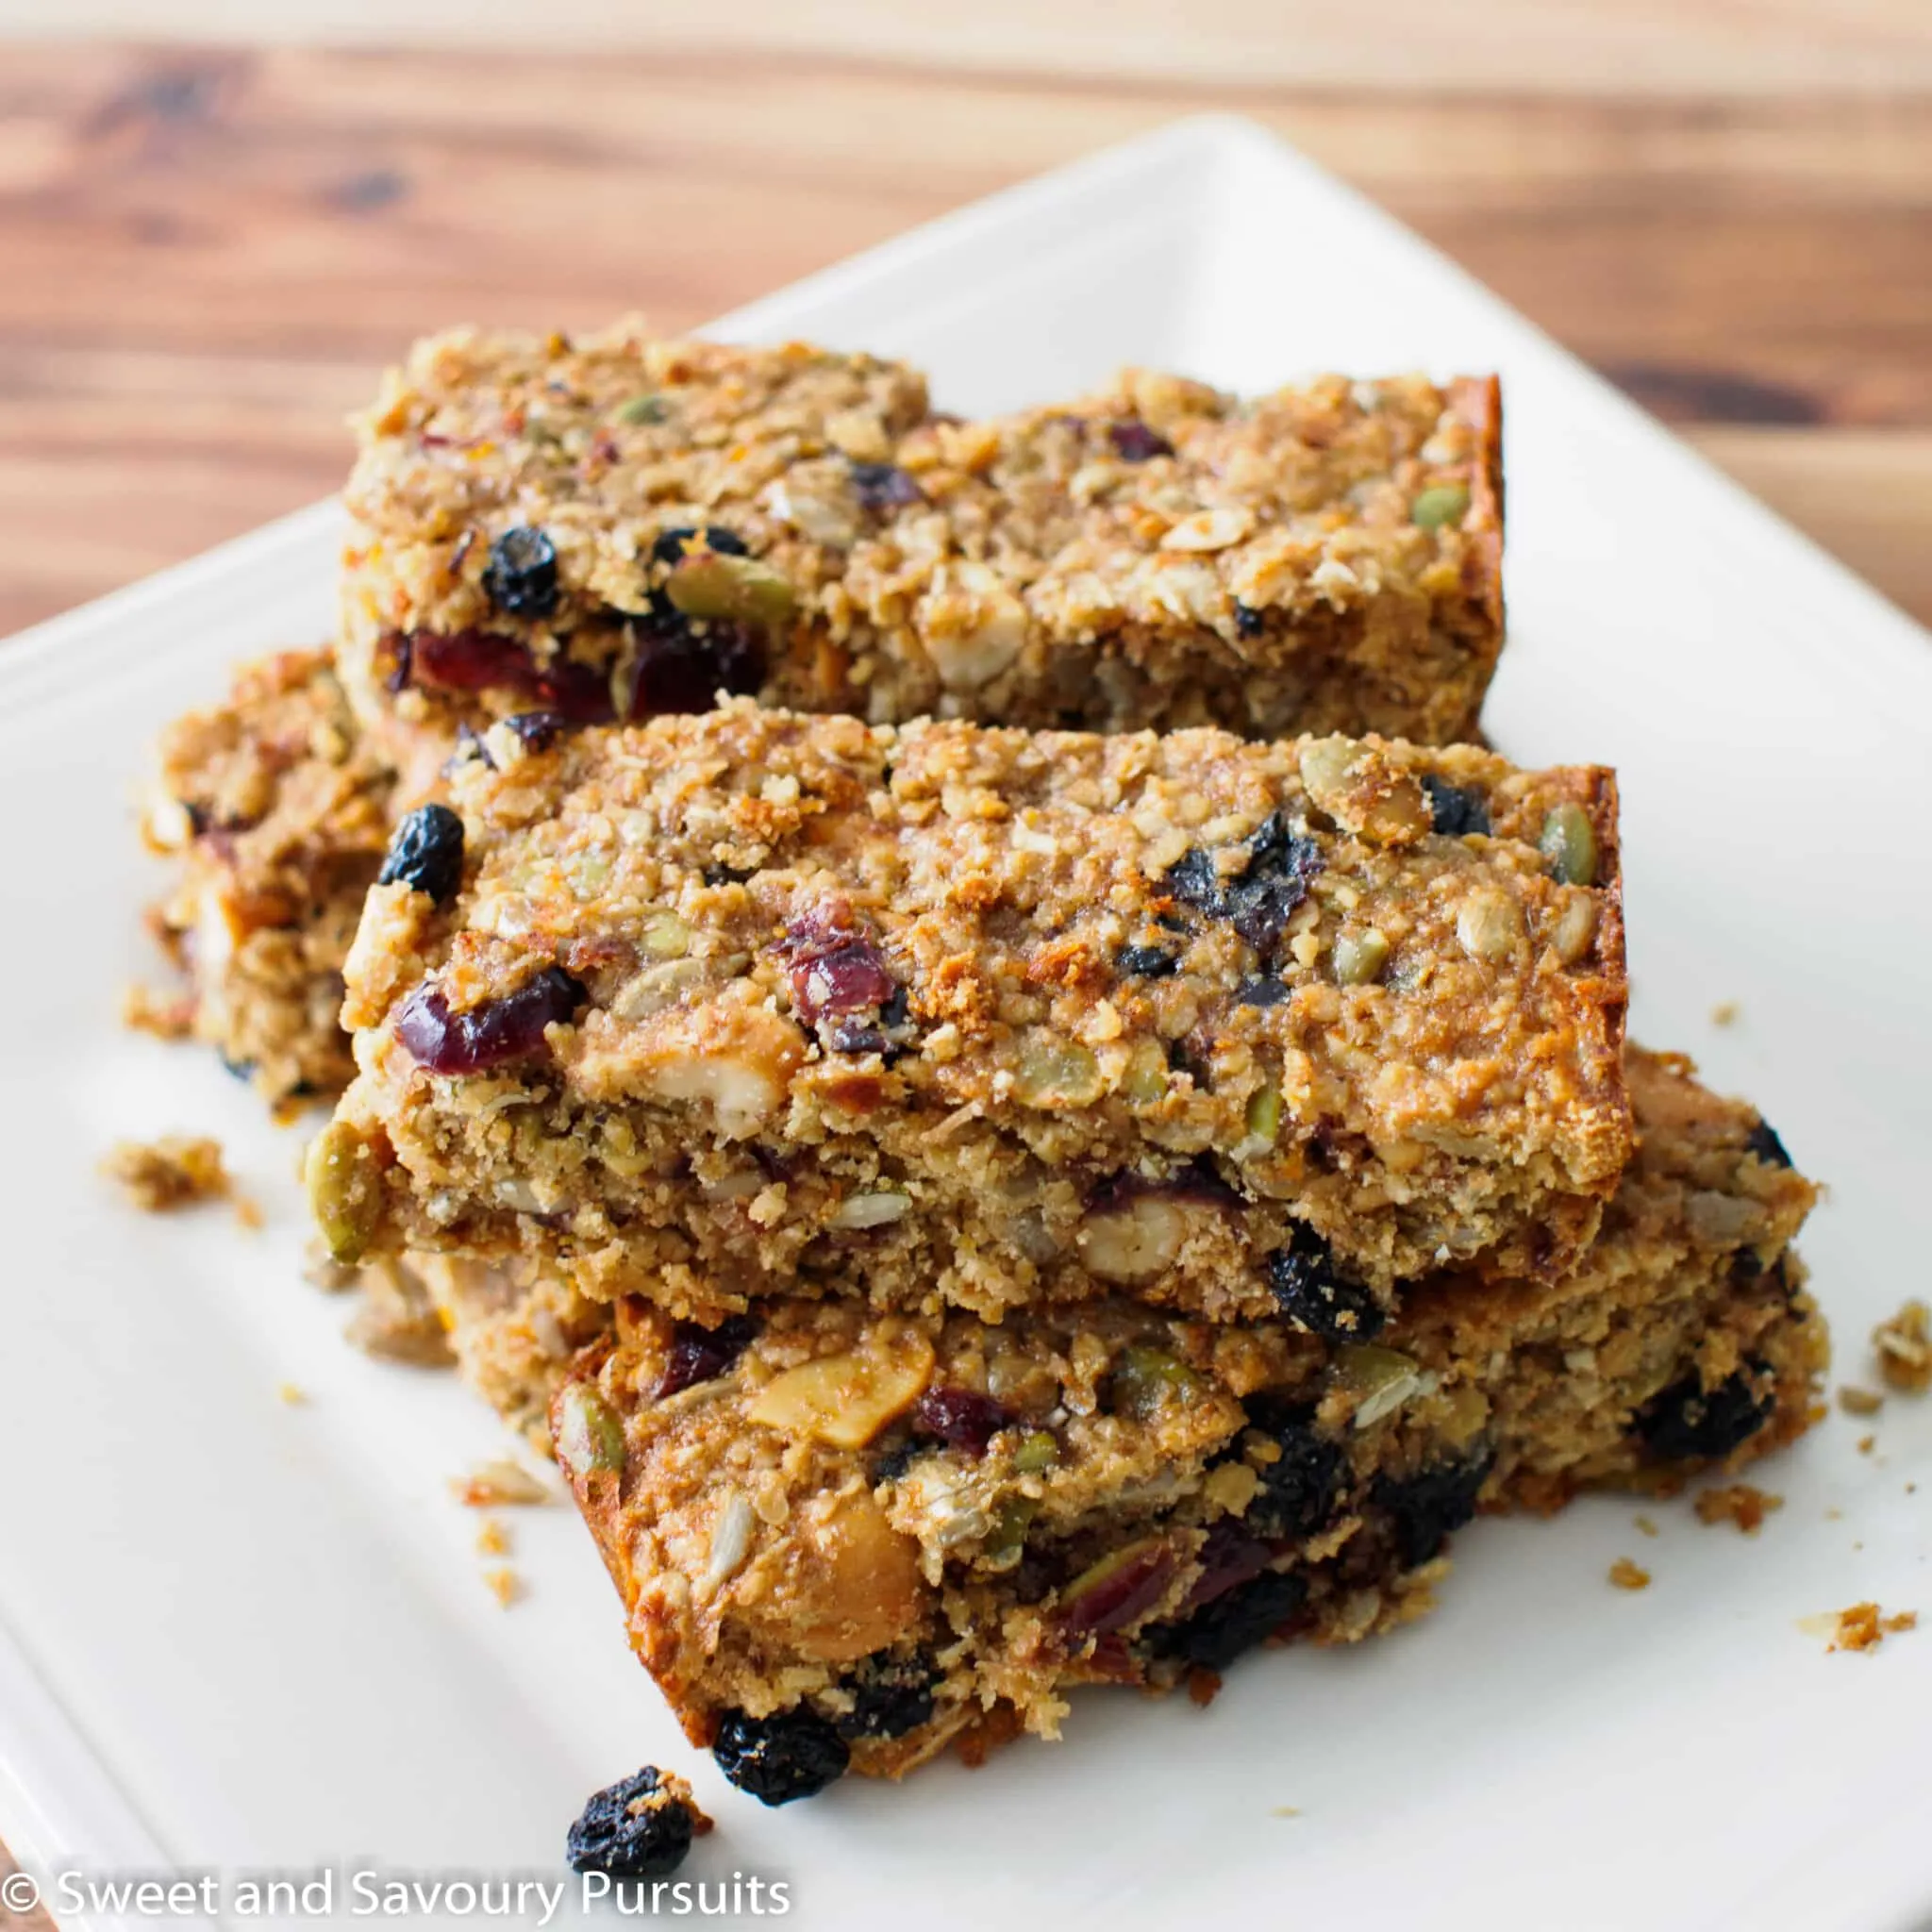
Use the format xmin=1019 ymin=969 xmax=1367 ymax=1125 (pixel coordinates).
xmin=2 ymin=32 xmax=1929 ymax=640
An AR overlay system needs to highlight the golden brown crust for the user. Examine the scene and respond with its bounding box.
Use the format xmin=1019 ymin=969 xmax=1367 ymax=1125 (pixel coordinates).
xmin=142 ymin=650 xmax=401 ymax=1105
xmin=320 ymin=701 xmax=1631 ymax=1316
xmin=545 ymin=1045 xmax=1821 ymax=1780
xmin=340 ymin=323 xmax=1507 ymax=752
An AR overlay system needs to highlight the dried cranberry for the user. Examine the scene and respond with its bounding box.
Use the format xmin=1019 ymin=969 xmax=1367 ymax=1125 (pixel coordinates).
xmin=650 ymin=525 xmax=747 ymax=565
xmin=1263 ymin=1229 xmax=1383 ymax=1341
xmin=1636 ymin=1368 xmax=1770 ymax=1461
xmin=657 ymin=1315 xmax=758 ymax=1399
xmin=1108 ymin=421 xmax=1174 ymax=461
xmin=910 ymin=1386 xmax=1011 ymax=1457
xmin=1744 ymin=1120 xmax=1793 ymax=1170
xmin=777 ymin=910 xmax=898 ymax=1026
xmin=625 ymin=606 xmax=766 ymax=717
xmin=376 ymin=803 xmax=465 ymax=905
xmin=1421 ymin=775 xmax=1491 ymax=839
xmin=1058 ymin=1541 xmax=1179 ymax=1639
xmin=1175 ymin=1523 xmax=1274 ymax=1612
xmin=502 ymin=709 xmax=570 ymax=753
xmin=848 ymin=461 xmax=924 ymax=512
xmin=395 ymin=965 xmax=586 ymax=1075
xmin=482 ymin=526 xmax=559 ymax=617
xmin=410 ymin=629 xmax=614 ymax=723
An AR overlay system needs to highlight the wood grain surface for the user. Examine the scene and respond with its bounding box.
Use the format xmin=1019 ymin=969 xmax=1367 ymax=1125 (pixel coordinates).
xmin=2 ymin=42 xmax=1928 ymax=638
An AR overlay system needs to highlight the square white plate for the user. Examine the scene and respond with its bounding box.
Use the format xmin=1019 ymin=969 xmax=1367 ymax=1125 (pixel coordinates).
xmin=4 ymin=115 xmax=1930 ymax=1932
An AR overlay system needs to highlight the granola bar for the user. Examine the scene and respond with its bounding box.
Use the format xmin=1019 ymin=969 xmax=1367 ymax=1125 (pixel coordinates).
xmin=341 ymin=322 xmax=1504 ymax=756
xmin=311 ymin=702 xmax=1628 ymax=1320
xmin=141 ymin=650 xmax=403 ymax=1106
xmin=548 ymin=1048 xmax=1821 ymax=1790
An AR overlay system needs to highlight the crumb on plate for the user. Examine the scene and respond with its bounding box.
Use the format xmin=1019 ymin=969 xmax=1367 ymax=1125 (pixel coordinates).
xmin=102 ymin=1134 xmax=230 ymax=1211
xmin=482 ymin=1566 xmax=523 ymax=1607
xmin=1633 ymin=1514 xmax=1659 ymax=1539
xmin=1873 ymin=1300 xmax=1932 ymax=1394
xmin=1693 ymin=1483 xmax=1783 ymax=1535
xmin=1825 ymin=1604 xmax=1917 ymax=1654
xmin=121 ymin=982 xmax=193 ymax=1041
xmin=1609 ymin=1557 xmax=1652 ymax=1591
xmin=1838 ymin=1385 xmax=1884 ymax=1418
xmin=1857 ymin=1434 xmax=1877 ymax=1456
xmin=1709 ymin=1001 xmax=1740 ymax=1027
xmin=475 ymin=1518 xmax=509 ymax=1557
xmin=276 ymin=1382 xmax=308 ymax=1407
xmin=453 ymin=1458 xmax=550 ymax=1507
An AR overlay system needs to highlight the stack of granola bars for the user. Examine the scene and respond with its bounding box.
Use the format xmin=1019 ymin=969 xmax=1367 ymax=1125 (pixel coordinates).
xmin=140 ymin=321 xmax=1824 ymax=1803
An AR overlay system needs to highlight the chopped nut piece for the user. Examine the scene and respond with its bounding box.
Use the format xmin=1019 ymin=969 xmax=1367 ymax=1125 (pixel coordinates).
xmin=1873 ymin=1300 xmax=1932 ymax=1393
xmin=1838 ymin=1385 xmax=1884 ymax=1418
xmin=747 ymin=1323 xmax=936 ymax=1448
xmin=102 ymin=1134 xmax=231 ymax=1212
xmin=1825 ymin=1603 xmax=1916 ymax=1654
xmin=453 ymin=1459 xmax=551 ymax=1507
xmin=1608 ymin=1557 xmax=1652 ymax=1591
xmin=1693 ymin=1483 xmax=1783 ymax=1535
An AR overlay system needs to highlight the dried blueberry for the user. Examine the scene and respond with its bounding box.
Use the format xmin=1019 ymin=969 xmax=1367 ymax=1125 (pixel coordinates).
xmin=651 ymin=525 xmax=748 ymax=565
xmin=1421 ymin=774 xmax=1491 ymax=839
xmin=1155 ymin=1567 xmax=1307 ymax=1673
xmin=1117 ymin=945 xmax=1180 ymax=979
xmin=566 ymin=1766 xmax=698 ymax=1880
xmin=909 ymin=1386 xmax=1011 ymax=1457
xmin=1226 ymin=814 xmax=1324 ymax=952
xmin=395 ymin=965 xmax=587 ymax=1075
xmin=711 ymin=1707 xmax=849 ymax=1805
xmin=482 ymin=526 xmax=559 ymax=618
xmin=1235 ymin=975 xmax=1291 ymax=1008
xmin=1373 ymin=1457 xmax=1491 ymax=1568
xmin=1108 ymin=420 xmax=1174 ymax=461
xmin=869 ymin=1436 xmax=922 ymax=1486
xmin=1636 ymin=1368 xmax=1770 ymax=1461
xmin=376 ymin=803 xmax=465 ymax=904
xmin=1264 ymin=1229 xmax=1384 ymax=1341
xmin=1233 ymin=601 xmax=1264 ymax=639
xmin=833 ymin=1653 xmax=939 ymax=1740
xmin=657 ymin=1315 xmax=758 ymax=1399
xmin=502 ymin=709 xmax=570 ymax=753
xmin=1744 ymin=1120 xmax=1794 ymax=1170
xmin=1161 ymin=846 xmax=1225 ymax=915
xmin=848 ymin=460 xmax=924 ymax=512
xmin=1162 ymin=813 xmax=1323 ymax=958
xmin=1240 ymin=1396 xmax=1346 ymax=1541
